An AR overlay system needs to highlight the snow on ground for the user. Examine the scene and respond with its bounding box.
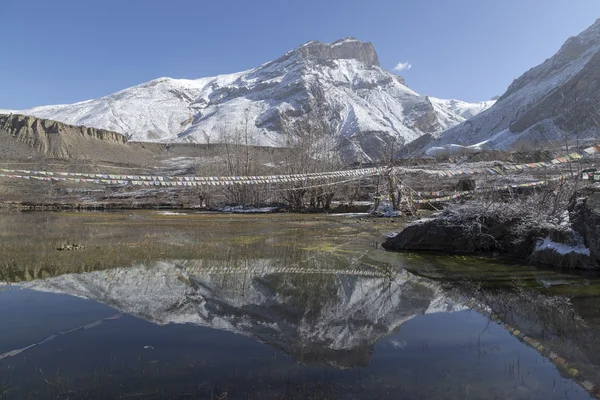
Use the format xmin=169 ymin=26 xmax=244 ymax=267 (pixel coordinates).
xmin=156 ymin=211 xmax=188 ymax=216
xmin=219 ymin=206 xmax=279 ymax=213
xmin=534 ymin=237 xmax=590 ymax=256
xmin=328 ymin=213 xmax=371 ymax=217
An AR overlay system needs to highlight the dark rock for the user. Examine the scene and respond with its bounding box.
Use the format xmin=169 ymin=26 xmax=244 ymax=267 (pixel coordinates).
xmin=382 ymin=214 xmax=536 ymax=259
xmin=383 ymin=201 xmax=598 ymax=270
xmin=57 ymin=243 xmax=86 ymax=251
xmin=457 ymin=179 xmax=476 ymax=191
xmin=529 ymin=237 xmax=591 ymax=269
xmin=569 ymin=188 xmax=600 ymax=266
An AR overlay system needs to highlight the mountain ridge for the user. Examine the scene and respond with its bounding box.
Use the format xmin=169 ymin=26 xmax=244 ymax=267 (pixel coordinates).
xmin=424 ymin=18 xmax=600 ymax=156
xmin=2 ymin=38 xmax=493 ymax=163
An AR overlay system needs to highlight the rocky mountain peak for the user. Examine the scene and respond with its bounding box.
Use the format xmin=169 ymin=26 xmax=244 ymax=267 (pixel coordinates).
xmin=280 ymin=37 xmax=380 ymax=67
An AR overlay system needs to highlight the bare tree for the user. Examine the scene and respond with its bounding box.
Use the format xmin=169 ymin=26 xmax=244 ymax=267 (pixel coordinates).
xmin=277 ymin=81 xmax=344 ymax=210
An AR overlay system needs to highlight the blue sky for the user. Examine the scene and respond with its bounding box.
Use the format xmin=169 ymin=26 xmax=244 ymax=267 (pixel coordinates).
xmin=2 ymin=0 xmax=599 ymax=109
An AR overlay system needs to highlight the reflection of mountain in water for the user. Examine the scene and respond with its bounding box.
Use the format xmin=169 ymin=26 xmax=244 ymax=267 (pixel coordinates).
xmin=14 ymin=260 xmax=464 ymax=369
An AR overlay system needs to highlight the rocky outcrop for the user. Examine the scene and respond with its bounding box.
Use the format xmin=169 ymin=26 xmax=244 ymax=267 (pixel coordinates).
xmin=382 ymin=214 xmax=535 ymax=259
xmin=285 ymin=37 xmax=380 ymax=67
xmin=0 ymin=113 xmax=154 ymax=164
xmin=0 ymin=113 xmax=127 ymax=158
xmin=569 ymin=187 xmax=600 ymax=266
xmin=383 ymin=199 xmax=599 ymax=270
xmin=1 ymin=113 xmax=127 ymax=143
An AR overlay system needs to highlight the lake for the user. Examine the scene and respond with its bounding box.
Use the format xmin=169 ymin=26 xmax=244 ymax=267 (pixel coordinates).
xmin=0 ymin=211 xmax=599 ymax=399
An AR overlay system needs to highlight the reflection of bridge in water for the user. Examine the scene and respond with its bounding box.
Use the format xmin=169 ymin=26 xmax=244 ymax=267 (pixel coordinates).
xmin=176 ymin=263 xmax=388 ymax=278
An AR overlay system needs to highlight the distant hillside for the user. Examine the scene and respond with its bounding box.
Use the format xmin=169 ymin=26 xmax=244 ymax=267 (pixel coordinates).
xmin=0 ymin=113 xmax=156 ymax=165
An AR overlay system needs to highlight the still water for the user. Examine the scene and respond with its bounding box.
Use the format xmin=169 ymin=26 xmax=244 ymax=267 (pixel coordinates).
xmin=0 ymin=211 xmax=599 ymax=399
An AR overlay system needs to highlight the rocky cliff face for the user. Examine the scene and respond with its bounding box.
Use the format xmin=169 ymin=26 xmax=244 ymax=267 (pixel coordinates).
xmin=0 ymin=113 xmax=154 ymax=164
xmin=425 ymin=18 xmax=600 ymax=155
xmin=4 ymin=39 xmax=493 ymax=163
xmin=569 ymin=188 xmax=600 ymax=267
xmin=1 ymin=113 xmax=127 ymax=153
xmin=274 ymin=38 xmax=380 ymax=68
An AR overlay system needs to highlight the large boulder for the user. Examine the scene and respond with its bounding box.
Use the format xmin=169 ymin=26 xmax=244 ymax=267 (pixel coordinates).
xmin=529 ymin=233 xmax=592 ymax=270
xmin=383 ymin=200 xmax=598 ymax=270
xmin=381 ymin=213 xmax=532 ymax=258
xmin=569 ymin=188 xmax=600 ymax=266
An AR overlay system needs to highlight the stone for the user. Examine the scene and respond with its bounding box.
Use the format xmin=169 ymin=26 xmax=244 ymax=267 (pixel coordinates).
xmin=456 ymin=179 xmax=476 ymax=191
xmin=582 ymin=381 xmax=595 ymax=391
xmin=382 ymin=213 xmax=532 ymax=258
xmin=569 ymin=188 xmax=600 ymax=267
xmin=384 ymin=191 xmax=599 ymax=270
xmin=57 ymin=243 xmax=86 ymax=251
xmin=554 ymin=357 xmax=567 ymax=366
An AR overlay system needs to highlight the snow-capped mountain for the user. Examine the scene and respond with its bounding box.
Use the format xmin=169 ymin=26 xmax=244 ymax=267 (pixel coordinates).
xmin=430 ymin=98 xmax=496 ymax=120
xmin=12 ymin=260 xmax=465 ymax=368
xmin=3 ymin=38 xmax=492 ymax=163
xmin=425 ymin=18 xmax=600 ymax=156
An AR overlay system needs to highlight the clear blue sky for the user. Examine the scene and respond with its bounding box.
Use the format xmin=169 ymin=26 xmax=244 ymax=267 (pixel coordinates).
xmin=2 ymin=0 xmax=600 ymax=109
